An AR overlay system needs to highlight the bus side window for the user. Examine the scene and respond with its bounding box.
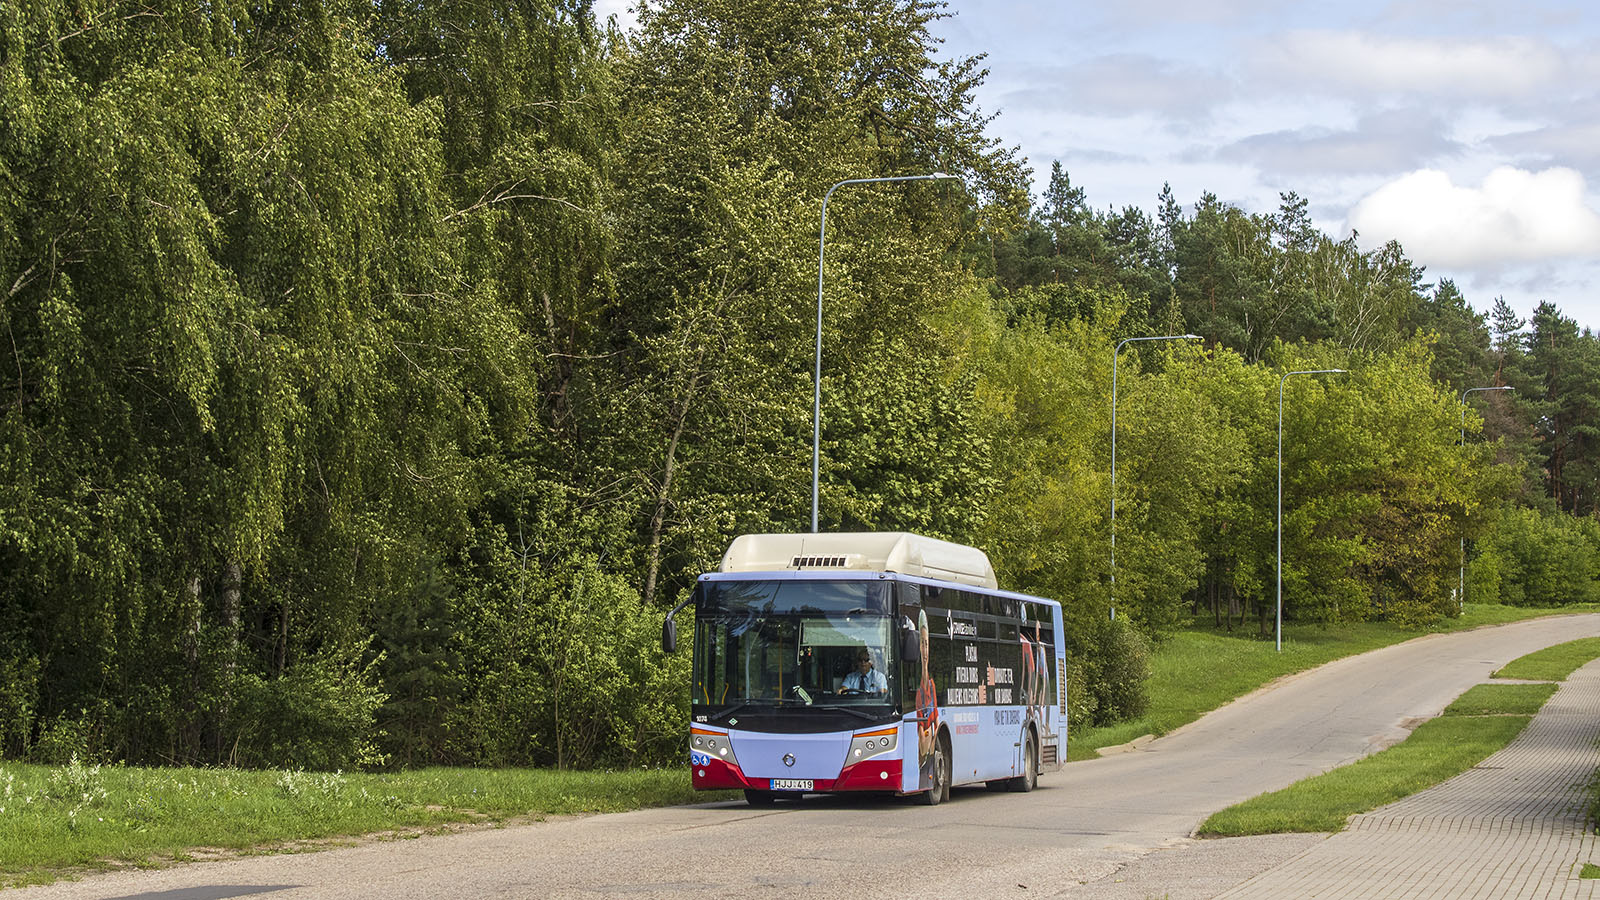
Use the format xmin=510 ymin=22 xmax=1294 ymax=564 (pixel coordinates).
xmin=897 ymin=583 xmax=923 ymax=663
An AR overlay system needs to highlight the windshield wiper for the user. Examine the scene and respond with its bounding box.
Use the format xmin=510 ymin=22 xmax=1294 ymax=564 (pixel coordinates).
xmin=706 ymin=700 xmax=772 ymax=722
xmin=822 ymin=705 xmax=885 ymax=722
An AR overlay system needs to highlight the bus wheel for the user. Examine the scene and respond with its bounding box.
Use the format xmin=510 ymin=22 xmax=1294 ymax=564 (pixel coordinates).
xmin=744 ymin=789 xmax=777 ymax=807
xmin=938 ymin=734 xmax=953 ymax=803
xmin=921 ymin=738 xmax=950 ymax=806
xmin=1008 ymin=733 xmax=1037 ymax=793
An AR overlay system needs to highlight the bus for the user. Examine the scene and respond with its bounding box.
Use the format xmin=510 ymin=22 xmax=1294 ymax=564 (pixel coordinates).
xmin=661 ymin=532 xmax=1066 ymax=806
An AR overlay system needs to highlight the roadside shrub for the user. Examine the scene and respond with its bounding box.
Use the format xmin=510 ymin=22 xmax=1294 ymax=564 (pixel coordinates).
xmin=31 ymin=711 xmax=104 ymax=765
xmin=373 ymin=567 xmax=463 ymax=768
xmin=1091 ymin=617 xmax=1151 ymax=723
xmin=1467 ymin=547 xmax=1503 ymax=605
xmin=231 ymin=644 xmax=387 ymax=771
xmin=1483 ymin=507 xmax=1600 ymax=606
xmin=1058 ymin=606 xmax=1152 ymax=729
xmin=450 ymin=558 xmax=689 ymax=769
xmin=1062 ymin=655 xmax=1098 ymax=728
xmin=0 ymin=653 xmax=38 ymax=758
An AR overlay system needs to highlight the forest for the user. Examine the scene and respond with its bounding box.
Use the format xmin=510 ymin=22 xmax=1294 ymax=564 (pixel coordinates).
xmin=2 ymin=0 xmax=1598 ymax=771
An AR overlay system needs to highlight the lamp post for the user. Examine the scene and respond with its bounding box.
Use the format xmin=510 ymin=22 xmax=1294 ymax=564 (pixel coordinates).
xmin=1277 ymin=368 xmax=1347 ymax=652
xmin=812 ymin=173 xmax=961 ymax=533
xmin=1110 ymin=333 xmax=1201 ymax=619
xmin=1459 ymin=385 xmax=1513 ymax=609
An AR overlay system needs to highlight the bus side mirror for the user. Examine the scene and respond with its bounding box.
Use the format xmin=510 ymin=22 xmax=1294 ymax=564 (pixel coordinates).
xmin=662 ymin=592 xmax=694 ymax=655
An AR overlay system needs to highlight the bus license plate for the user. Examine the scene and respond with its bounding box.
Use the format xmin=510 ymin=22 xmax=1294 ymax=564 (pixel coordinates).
xmin=770 ymin=779 xmax=812 ymax=791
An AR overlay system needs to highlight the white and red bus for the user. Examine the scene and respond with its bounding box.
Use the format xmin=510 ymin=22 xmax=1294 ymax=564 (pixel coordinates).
xmin=662 ymin=532 xmax=1066 ymax=806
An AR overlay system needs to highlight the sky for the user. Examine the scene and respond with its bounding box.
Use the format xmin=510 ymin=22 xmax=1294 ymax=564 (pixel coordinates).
xmin=595 ymin=0 xmax=1600 ymax=332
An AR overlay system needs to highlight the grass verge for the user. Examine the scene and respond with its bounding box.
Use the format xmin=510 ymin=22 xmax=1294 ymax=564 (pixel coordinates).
xmin=1444 ymin=682 xmax=1559 ymax=716
xmin=1068 ymin=603 xmax=1599 ymax=761
xmin=0 ymin=763 xmax=734 ymax=887
xmin=1197 ymin=683 xmax=1553 ymax=835
xmin=1493 ymin=637 xmax=1600 ymax=681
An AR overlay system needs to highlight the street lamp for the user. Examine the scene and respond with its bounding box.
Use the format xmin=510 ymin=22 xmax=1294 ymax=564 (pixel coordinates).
xmin=812 ymin=173 xmax=962 ymax=533
xmin=1277 ymin=368 xmax=1348 ymax=652
xmin=1110 ymin=333 xmax=1201 ymax=619
xmin=1459 ymin=385 xmax=1514 ymax=609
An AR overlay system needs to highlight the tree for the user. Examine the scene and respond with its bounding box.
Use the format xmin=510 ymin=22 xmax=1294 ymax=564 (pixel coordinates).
xmin=603 ymin=0 xmax=1026 ymax=607
xmin=0 ymin=0 xmax=558 ymax=766
xmin=1172 ymin=193 xmax=1274 ymax=358
xmin=1524 ymin=304 xmax=1600 ymax=515
xmin=1405 ymin=279 xmax=1491 ymax=391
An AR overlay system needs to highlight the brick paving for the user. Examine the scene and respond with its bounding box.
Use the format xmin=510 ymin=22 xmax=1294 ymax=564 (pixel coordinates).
xmin=1216 ymin=659 xmax=1600 ymax=899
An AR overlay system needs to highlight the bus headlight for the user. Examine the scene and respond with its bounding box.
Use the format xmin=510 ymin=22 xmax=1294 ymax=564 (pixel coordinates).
xmin=690 ymin=729 xmax=739 ymax=768
xmin=848 ymin=728 xmax=897 ymax=761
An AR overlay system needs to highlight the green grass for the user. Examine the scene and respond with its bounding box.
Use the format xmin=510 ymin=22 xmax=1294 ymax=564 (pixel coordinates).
xmin=1068 ymin=603 xmax=1597 ymax=760
xmin=1493 ymin=637 xmax=1600 ymax=681
xmin=1197 ymin=686 xmax=1549 ymax=835
xmin=0 ymin=762 xmax=733 ymax=886
xmin=1582 ymin=863 xmax=1600 ymax=879
xmin=1444 ymin=682 xmax=1559 ymax=716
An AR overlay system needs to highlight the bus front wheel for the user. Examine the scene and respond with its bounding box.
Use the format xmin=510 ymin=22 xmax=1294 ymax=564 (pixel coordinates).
xmin=921 ymin=735 xmax=952 ymax=806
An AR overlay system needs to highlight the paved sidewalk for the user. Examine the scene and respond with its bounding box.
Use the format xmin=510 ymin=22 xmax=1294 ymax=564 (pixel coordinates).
xmin=1216 ymin=658 xmax=1600 ymax=899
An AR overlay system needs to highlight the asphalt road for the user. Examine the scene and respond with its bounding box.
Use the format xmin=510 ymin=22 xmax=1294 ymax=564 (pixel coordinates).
xmin=18 ymin=614 xmax=1600 ymax=900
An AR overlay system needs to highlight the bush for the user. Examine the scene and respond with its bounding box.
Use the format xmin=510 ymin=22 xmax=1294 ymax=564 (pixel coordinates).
xmin=1061 ymin=615 xmax=1152 ymax=728
xmin=1482 ymin=507 xmax=1600 ymax=606
xmin=1092 ymin=617 xmax=1151 ymax=723
xmin=31 ymin=710 xmax=105 ymax=765
xmin=450 ymin=558 xmax=690 ymax=769
xmin=230 ymin=644 xmax=387 ymax=771
xmin=0 ymin=653 xmax=39 ymax=758
xmin=1467 ymin=547 xmax=1503 ymax=605
xmin=373 ymin=567 xmax=462 ymax=768
xmin=1062 ymin=655 xmax=1099 ymax=727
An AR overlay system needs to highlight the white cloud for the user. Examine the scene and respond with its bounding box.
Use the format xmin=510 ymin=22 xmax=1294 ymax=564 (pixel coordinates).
xmin=1346 ymin=167 xmax=1600 ymax=268
xmin=1489 ymin=119 xmax=1600 ymax=173
xmin=1002 ymin=55 xmax=1231 ymax=121
xmin=1253 ymin=31 xmax=1567 ymax=101
xmin=1219 ymin=109 xmax=1462 ymax=175
xmin=1372 ymin=0 xmax=1587 ymax=33
xmin=1080 ymin=0 xmax=1282 ymax=28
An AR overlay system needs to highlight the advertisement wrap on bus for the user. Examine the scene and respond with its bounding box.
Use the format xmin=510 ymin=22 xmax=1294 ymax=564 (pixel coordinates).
xmin=662 ymin=532 xmax=1067 ymax=806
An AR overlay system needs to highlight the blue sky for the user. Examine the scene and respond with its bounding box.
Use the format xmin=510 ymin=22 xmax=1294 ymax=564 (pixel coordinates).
xmin=598 ymin=0 xmax=1600 ymax=332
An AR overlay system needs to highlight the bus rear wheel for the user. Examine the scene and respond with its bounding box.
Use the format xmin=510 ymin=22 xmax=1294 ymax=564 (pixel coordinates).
xmin=1008 ymin=733 xmax=1037 ymax=792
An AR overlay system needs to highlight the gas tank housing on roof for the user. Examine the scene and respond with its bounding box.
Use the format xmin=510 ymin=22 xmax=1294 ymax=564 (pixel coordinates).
xmin=720 ymin=532 xmax=999 ymax=590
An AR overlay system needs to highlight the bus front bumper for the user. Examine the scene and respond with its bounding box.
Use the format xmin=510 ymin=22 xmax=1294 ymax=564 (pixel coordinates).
xmin=690 ymin=751 xmax=902 ymax=793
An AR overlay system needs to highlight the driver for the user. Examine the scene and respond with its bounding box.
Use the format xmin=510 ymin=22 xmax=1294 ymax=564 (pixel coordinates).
xmin=842 ymin=647 xmax=888 ymax=695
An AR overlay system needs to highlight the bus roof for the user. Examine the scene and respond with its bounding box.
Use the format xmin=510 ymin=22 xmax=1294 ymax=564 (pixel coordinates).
xmin=719 ymin=532 xmax=999 ymax=590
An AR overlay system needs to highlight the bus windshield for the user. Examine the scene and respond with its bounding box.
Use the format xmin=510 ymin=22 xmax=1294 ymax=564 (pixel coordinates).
xmin=693 ymin=580 xmax=896 ymax=713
